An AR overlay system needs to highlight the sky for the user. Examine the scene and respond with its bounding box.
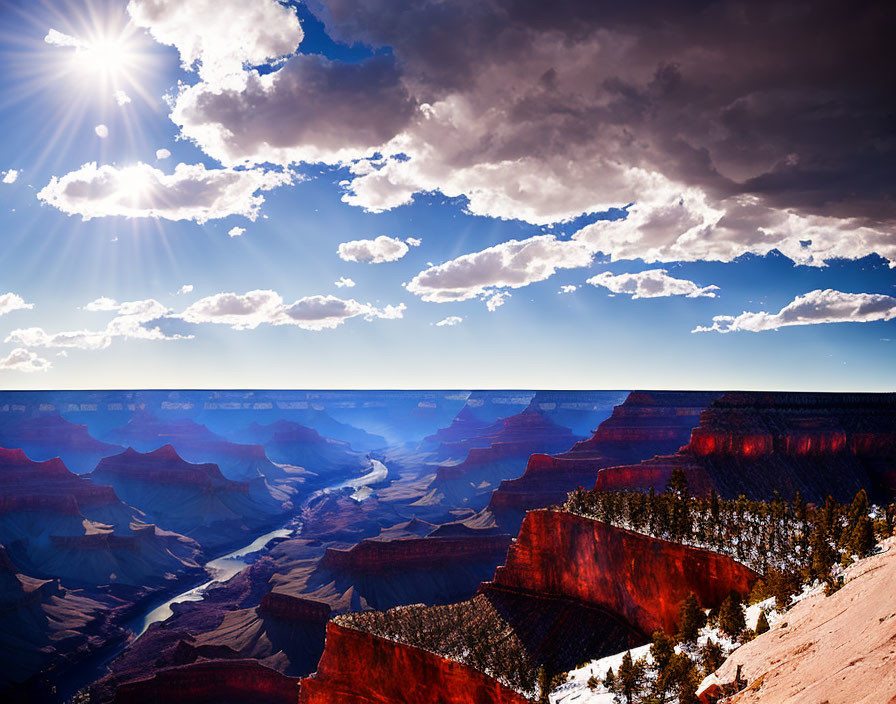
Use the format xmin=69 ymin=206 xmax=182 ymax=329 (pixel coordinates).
xmin=0 ymin=0 xmax=893 ymax=391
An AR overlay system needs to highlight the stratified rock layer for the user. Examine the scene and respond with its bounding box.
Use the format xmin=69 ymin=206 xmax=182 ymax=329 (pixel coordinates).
xmin=489 ymin=510 xmax=757 ymax=637
xmin=596 ymin=391 xmax=896 ymax=502
xmin=298 ymin=623 xmax=531 ymax=704
xmin=485 ymin=391 xmax=721 ymax=531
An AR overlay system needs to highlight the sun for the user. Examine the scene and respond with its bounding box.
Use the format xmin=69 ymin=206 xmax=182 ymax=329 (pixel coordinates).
xmin=71 ymin=35 xmax=136 ymax=80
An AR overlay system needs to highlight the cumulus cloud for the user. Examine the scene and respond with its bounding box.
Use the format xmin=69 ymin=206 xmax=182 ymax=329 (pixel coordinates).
xmin=0 ymin=293 xmax=33 ymax=316
xmin=0 ymin=348 xmax=50 ymax=373
xmin=406 ymin=234 xmax=593 ymax=305
xmin=693 ymin=289 xmax=896 ymax=333
xmin=559 ymin=285 xmax=578 ymax=294
xmin=406 ymin=237 xmax=422 ymax=247
xmin=142 ymin=0 xmax=895 ymax=266
xmin=338 ymin=235 xmax=410 ymax=263
xmin=485 ymin=291 xmax=510 ymax=311
xmin=6 ymin=298 xmax=189 ymax=351
xmin=44 ymin=28 xmax=80 ymax=48
xmin=179 ymin=290 xmax=405 ymax=331
xmin=114 ymin=90 xmax=131 ymax=106
xmin=156 ymin=148 xmax=171 ymax=159
xmin=94 ymin=124 xmax=109 ymax=138
xmin=127 ymin=0 xmax=303 ymax=89
xmin=228 ymin=226 xmax=246 ymax=237
xmin=435 ymin=316 xmax=463 ymax=327
xmin=334 ymin=277 xmax=356 ymax=288
xmin=587 ymin=269 xmax=719 ymax=299
xmin=38 ymin=162 xmax=291 ymax=222
xmin=2 ymin=169 xmax=19 ymax=184
xmin=176 ymin=284 xmax=194 ymax=295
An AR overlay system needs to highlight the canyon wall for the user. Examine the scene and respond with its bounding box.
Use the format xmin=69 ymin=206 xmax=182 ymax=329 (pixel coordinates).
xmin=595 ymin=391 xmax=896 ymax=502
xmin=489 ymin=510 xmax=757 ymax=637
xmin=113 ymin=660 xmax=299 ymax=704
xmin=298 ymin=623 xmax=531 ymax=704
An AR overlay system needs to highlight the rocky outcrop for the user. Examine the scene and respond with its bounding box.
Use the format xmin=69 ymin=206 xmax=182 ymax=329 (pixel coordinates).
xmin=319 ymin=535 xmax=513 ymax=574
xmin=298 ymin=622 xmax=532 ymax=704
xmin=488 ymin=510 xmax=757 ymax=637
xmin=89 ymin=446 xmax=286 ymax=551
xmin=424 ymin=407 xmax=581 ymax=511
xmin=257 ymin=592 xmax=331 ymax=623
xmin=0 ymin=447 xmax=200 ymax=587
xmin=419 ymin=406 xmax=490 ymax=455
xmin=595 ymin=391 xmax=896 ymax=502
xmin=105 ymin=414 xmax=284 ymax=482
xmin=699 ymin=537 xmax=896 ymax=704
xmin=0 ymin=414 xmax=123 ymax=474
xmin=113 ymin=660 xmax=299 ymax=704
xmin=484 ymin=391 xmax=721 ymax=531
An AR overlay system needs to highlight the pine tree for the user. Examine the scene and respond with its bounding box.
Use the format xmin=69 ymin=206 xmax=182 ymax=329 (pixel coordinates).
xmin=710 ymin=489 xmax=720 ymax=541
xmin=849 ymin=515 xmax=875 ymax=558
xmin=616 ymin=651 xmax=645 ymax=704
xmin=810 ymin=520 xmax=834 ymax=584
xmin=701 ymin=638 xmax=725 ymax=673
xmin=676 ymin=593 xmax=706 ymax=644
xmin=650 ymin=630 xmax=675 ymax=673
xmin=603 ymin=667 xmax=615 ymax=690
xmin=718 ymin=595 xmax=746 ymax=638
xmin=755 ymin=610 xmax=770 ymax=635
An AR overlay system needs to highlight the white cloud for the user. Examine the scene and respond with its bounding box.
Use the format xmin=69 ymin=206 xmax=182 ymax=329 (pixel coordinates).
xmin=334 ymin=277 xmax=356 ymax=288
xmin=406 ymin=234 xmax=593 ymax=305
xmin=176 ymin=284 xmax=194 ymax=295
xmin=2 ymin=169 xmax=19 ymax=184
xmin=44 ymin=29 xmax=80 ymax=48
xmin=114 ymin=90 xmax=131 ymax=106
xmin=338 ymin=235 xmax=410 ymax=263
xmin=0 ymin=293 xmax=33 ymax=316
xmin=156 ymin=148 xmax=171 ymax=160
xmin=6 ymin=298 xmax=188 ymax=350
xmin=587 ymin=269 xmax=719 ymax=299
xmin=0 ymin=348 xmax=50 ymax=373
xmin=435 ymin=316 xmax=463 ymax=327
xmin=559 ymin=285 xmax=578 ymax=294
xmin=485 ymin=291 xmax=510 ymax=311
xmin=228 ymin=226 xmax=246 ymax=237
xmin=694 ymin=289 xmax=896 ymax=333
xmin=38 ymin=162 xmax=291 ymax=223
xmin=406 ymin=237 xmax=422 ymax=247
xmin=179 ymin=289 xmax=405 ymax=331
xmin=127 ymin=0 xmax=303 ymax=89
xmin=95 ymin=124 xmax=109 ymax=138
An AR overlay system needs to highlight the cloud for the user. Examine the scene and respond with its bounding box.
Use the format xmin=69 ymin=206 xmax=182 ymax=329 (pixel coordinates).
xmin=156 ymin=148 xmax=171 ymax=160
xmin=559 ymin=285 xmax=578 ymax=294
xmin=145 ymin=0 xmax=894 ymax=266
xmin=44 ymin=28 xmax=80 ymax=48
xmin=94 ymin=124 xmax=109 ymax=138
xmin=2 ymin=169 xmax=18 ymax=184
xmin=0 ymin=293 xmax=33 ymax=316
xmin=693 ymin=289 xmax=896 ymax=333
xmin=587 ymin=269 xmax=719 ymax=299
xmin=38 ymin=162 xmax=291 ymax=222
xmin=228 ymin=226 xmax=246 ymax=237
xmin=435 ymin=316 xmax=463 ymax=327
xmin=406 ymin=237 xmax=422 ymax=247
xmin=334 ymin=277 xmax=356 ymax=288
xmin=338 ymin=235 xmax=410 ymax=263
xmin=127 ymin=0 xmax=303 ymax=89
xmin=180 ymin=290 xmax=405 ymax=331
xmin=176 ymin=284 xmax=194 ymax=295
xmin=114 ymin=90 xmax=131 ymax=106
xmin=0 ymin=348 xmax=50 ymax=373
xmin=485 ymin=291 xmax=510 ymax=311
xmin=406 ymin=234 xmax=593 ymax=304
xmin=6 ymin=298 xmax=189 ymax=350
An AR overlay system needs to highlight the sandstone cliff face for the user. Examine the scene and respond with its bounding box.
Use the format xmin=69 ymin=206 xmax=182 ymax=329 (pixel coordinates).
xmin=489 ymin=510 xmax=757 ymax=637
xmin=595 ymin=391 xmax=896 ymax=502
xmin=0 ymin=414 xmax=123 ymax=474
xmin=484 ymin=392 xmax=721 ymax=531
xmin=298 ymin=623 xmax=532 ymax=704
xmin=113 ymin=660 xmax=299 ymax=704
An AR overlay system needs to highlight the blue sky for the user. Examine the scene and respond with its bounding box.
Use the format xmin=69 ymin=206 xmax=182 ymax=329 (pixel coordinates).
xmin=0 ymin=0 xmax=893 ymax=390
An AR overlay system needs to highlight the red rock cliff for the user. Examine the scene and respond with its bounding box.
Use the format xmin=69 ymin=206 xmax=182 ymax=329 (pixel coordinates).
xmin=488 ymin=510 xmax=757 ymax=637
xmin=595 ymin=391 xmax=896 ymax=502
xmin=298 ymin=622 xmax=531 ymax=704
